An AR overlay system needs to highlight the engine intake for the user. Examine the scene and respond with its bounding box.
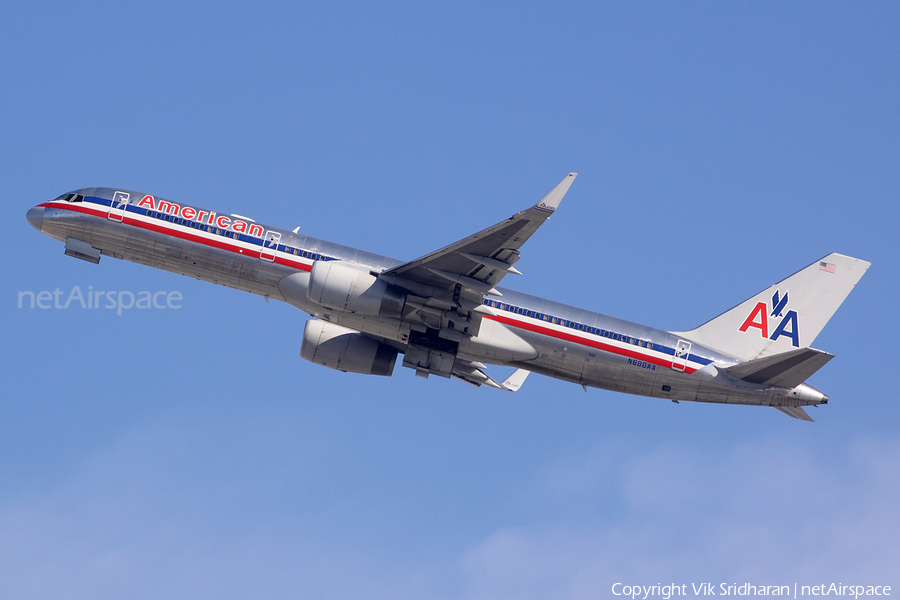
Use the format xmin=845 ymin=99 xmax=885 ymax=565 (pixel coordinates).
xmin=300 ymin=319 xmax=397 ymax=376
xmin=307 ymin=261 xmax=406 ymax=318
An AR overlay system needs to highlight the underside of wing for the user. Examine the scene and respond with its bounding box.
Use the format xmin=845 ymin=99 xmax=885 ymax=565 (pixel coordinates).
xmin=383 ymin=173 xmax=576 ymax=296
xmin=379 ymin=173 xmax=576 ymax=337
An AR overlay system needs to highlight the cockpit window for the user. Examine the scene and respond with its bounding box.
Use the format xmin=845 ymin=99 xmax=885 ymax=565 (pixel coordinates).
xmin=54 ymin=193 xmax=84 ymax=203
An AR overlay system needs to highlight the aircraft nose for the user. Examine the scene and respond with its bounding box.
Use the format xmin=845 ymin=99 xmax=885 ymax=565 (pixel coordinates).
xmin=26 ymin=206 xmax=44 ymax=232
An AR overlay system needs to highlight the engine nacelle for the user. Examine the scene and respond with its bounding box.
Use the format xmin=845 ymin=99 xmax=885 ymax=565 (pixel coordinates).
xmin=307 ymin=261 xmax=406 ymax=318
xmin=300 ymin=319 xmax=397 ymax=376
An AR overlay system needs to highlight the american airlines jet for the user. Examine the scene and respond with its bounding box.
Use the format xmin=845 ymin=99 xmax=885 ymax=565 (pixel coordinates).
xmin=26 ymin=174 xmax=869 ymax=420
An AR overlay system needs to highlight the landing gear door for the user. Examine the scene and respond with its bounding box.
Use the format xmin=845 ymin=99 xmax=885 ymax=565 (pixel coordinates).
xmin=108 ymin=191 xmax=130 ymax=222
xmin=672 ymin=340 xmax=691 ymax=372
xmin=260 ymin=231 xmax=281 ymax=262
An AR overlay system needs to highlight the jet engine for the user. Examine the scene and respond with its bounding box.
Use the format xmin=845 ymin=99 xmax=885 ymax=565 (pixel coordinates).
xmin=307 ymin=260 xmax=407 ymax=318
xmin=300 ymin=319 xmax=397 ymax=376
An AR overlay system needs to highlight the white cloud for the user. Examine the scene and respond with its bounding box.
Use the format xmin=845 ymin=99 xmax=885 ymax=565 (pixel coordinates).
xmin=456 ymin=435 xmax=900 ymax=598
xmin=0 ymin=428 xmax=896 ymax=599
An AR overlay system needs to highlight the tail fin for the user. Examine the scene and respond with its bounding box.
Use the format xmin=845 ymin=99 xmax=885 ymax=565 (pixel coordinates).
xmin=674 ymin=253 xmax=870 ymax=361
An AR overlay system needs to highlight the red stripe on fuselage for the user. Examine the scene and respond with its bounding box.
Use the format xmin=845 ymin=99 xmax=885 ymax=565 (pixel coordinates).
xmin=484 ymin=313 xmax=697 ymax=374
xmin=42 ymin=201 xmax=313 ymax=272
xmin=43 ymin=200 xmax=698 ymax=374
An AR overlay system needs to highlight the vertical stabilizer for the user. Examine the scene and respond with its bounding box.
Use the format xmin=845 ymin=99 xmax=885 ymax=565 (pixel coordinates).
xmin=673 ymin=253 xmax=870 ymax=361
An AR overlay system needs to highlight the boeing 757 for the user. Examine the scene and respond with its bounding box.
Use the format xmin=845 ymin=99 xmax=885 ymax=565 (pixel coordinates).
xmin=26 ymin=175 xmax=870 ymax=420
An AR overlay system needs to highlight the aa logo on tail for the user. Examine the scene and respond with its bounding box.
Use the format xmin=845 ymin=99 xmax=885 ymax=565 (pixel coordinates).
xmin=738 ymin=290 xmax=800 ymax=347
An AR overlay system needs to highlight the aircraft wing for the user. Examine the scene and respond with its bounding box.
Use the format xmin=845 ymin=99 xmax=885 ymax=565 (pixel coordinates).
xmin=382 ymin=173 xmax=576 ymax=298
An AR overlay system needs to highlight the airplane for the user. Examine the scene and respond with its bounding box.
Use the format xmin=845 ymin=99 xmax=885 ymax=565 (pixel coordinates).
xmin=26 ymin=174 xmax=870 ymax=420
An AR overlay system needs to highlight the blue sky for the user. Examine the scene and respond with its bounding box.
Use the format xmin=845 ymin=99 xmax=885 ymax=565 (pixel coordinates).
xmin=2 ymin=2 xmax=898 ymax=598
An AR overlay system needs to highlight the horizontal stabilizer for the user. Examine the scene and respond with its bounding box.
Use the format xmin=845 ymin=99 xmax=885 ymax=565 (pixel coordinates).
xmin=724 ymin=347 xmax=833 ymax=389
xmin=774 ymin=406 xmax=814 ymax=421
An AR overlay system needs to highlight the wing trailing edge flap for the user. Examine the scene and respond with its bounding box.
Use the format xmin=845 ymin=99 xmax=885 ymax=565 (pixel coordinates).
xmin=723 ymin=347 xmax=833 ymax=389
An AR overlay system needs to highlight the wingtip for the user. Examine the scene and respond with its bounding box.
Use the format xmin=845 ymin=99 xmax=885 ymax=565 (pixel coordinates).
xmin=533 ymin=173 xmax=577 ymax=213
xmin=501 ymin=369 xmax=531 ymax=392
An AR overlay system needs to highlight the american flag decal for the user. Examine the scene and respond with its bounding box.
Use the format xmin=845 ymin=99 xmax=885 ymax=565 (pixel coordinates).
xmin=819 ymin=261 xmax=836 ymax=274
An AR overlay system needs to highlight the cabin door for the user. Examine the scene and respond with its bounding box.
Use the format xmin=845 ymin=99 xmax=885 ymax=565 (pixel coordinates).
xmin=260 ymin=231 xmax=281 ymax=262
xmin=108 ymin=191 xmax=130 ymax=222
xmin=672 ymin=339 xmax=691 ymax=372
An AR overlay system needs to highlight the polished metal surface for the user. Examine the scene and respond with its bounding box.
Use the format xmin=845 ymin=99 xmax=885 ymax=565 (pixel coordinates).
xmin=28 ymin=183 xmax=862 ymax=420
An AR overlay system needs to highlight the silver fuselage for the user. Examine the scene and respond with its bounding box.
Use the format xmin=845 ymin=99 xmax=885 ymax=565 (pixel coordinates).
xmin=27 ymin=188 xmax=827 ymax=410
